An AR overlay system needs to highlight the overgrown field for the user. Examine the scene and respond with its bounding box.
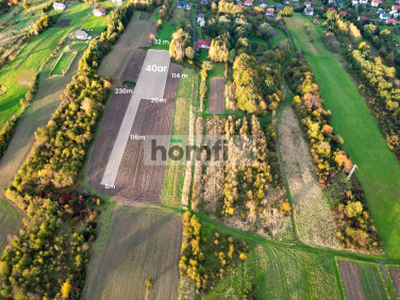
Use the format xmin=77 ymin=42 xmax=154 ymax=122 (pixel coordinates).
xmin=206 ymin=242 xmax=342 ymax=299
xmin=0 ymin=2 xmax=91 ymax=129
xmin=83 ymin=205 xmax=182 ymax=300
xmin=162 ymin=69 xmax=198 ymax=207
xmin=286 ymin=14 xmax=400 ymax=259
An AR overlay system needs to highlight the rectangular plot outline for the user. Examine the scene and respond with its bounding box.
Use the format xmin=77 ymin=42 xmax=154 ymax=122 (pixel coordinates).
xmin=101 ymin=49 xmax=170 ymax=186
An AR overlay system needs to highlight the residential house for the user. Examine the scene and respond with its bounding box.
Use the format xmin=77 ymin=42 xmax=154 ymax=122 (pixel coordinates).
xmin=329 ymin=6 xmax=336 ymax=11
xmin=197 ymin=40 xmax=211 ymax=49
xmin=93 ymin=7 xmax=106 ymax=17
xmin=371 ymin=0 xmax=379 ymax=7
xmin=237 ymin=1 xmax=243 ymax=6
xmin=379 ymin=12 xmax=390 ymax=19
xmin=339 ymin=10 xmax=347 ymax=15
xmin=359 ymin=0 xmax=367 ymax=4
xmin=111 ymin=0 xmax=123 ymax=4
xmin=53 ymin=2 xmax=66 ymax=10
xmin=392 ymin=4 xmax=400 ymax=10
xmin=197 ymin=13 xmax=206 ymax=27
xmin=357 ymin=16 xmax=368 ymax=20
xmin=352 ymin=0 xmax=358 ymax=5
xmin=304 ymin=1 xmax=312 ymax=7
xmin=75 ymin=29 xmax=91 ymax=40
xmin=259 ymin=0 xmax=267 ymax=8
xmin=277 ymin=4 xmax=284 ymax=10
xmin=244 ymin=0 xmax=253 ymax=6
xmin=177 ymin=0 xmax=190 ymax=10
xmin=266 ymin=8 xmax=274 ymax=16
xmin=304 ymin=6 xmax=314 ymax=15
xmin=390 ymin=10 xmax=399 ymax=18
xmin=387 ymin=18 xmax=397 ymax=24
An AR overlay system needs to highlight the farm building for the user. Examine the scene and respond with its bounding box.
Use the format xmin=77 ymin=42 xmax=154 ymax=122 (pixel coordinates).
xmin=93 ymin=7 xmax=106 ymax=17
xmin=177 ymin=0 xmax=190 ymax=10
xmin=75 ymin=29 xmax=91 ymax=40
xmin=53 ymin=2 xmax=66 ymax=10
xmin=197 ymin=40 xmax=211 ymax=49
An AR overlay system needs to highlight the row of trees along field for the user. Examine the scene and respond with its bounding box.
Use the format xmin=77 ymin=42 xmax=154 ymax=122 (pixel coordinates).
xmin=322 ymin=13 xmax=400 ymax=159
xmin=5 ymin=3 xmax=135 ymax=210
xmin=285 ymin=53 xmax=381 ymax=252
xmin=179 ymin=212 xmax=249 ymax=296
xmin=347 ymin=44 xmax=400 ymax=159
xmin=0 ymin=2 xmax=137 ymax=298
xmin=0 ymin=193 xmax=102 ymax=299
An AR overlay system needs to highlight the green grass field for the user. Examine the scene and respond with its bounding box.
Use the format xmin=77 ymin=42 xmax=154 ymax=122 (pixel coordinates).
xmin=51 ymin=51 xmax=76 ymax=75
xmin=358 ymin=263 xmax=390 ymax=299
xmin=206 ymin=242 xmax=342 ymax=299
xmin=80 ymin=13 xmax=108 ymax=35
xmin=162 ymin=69 xmax=198 ymax=207
xmin=0 ymin=3 xmax=91 ymax=129
xmin=208 ymin=63 xmax=225 ymax=78
xmin=286 ymin=15 xmax=400 ymax=259
xmin=152 ymin=21 xmax=177 ymax=50
xmin=0 ymin=200 xmax=22 ymax=253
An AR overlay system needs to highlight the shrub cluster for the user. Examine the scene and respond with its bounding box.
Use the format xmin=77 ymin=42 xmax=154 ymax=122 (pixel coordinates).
xmin=179 ymin=212 xmax=248 ymax=294
xmin=0 ymin=192 xmax=101 ymax=299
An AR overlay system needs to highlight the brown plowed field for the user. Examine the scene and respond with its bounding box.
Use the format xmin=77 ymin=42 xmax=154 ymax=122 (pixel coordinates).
xmin=389 ymin=267 xmax=400 ymax=297
xmin=87 ymin=54 xmax=181 ymax=203
xmin=208 ymin=77 xmax=224 ymax=114
xmin=337 ymin=260 xmax=367 ymax=300
xmin=83 ymin=205 xmax=182 ymax=300
xmin=54 ymin=19 xmax=71 ymax=28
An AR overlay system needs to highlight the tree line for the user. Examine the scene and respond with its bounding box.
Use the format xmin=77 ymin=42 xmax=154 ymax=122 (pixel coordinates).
xmin=285 ymin=53 xmax=382 ymax=252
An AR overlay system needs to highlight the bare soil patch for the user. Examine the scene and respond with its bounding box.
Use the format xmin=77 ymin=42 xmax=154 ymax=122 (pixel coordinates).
xmin=337 ymin=260 xmax=367 ymax=300
xmin=87 ymin=51 xmax=181 ymax=204
xmin=278 ymin=106 xmax=339 ymax=248
xmin=389 ymin=267 xmax=400 ymax=297
xmin=54 ymin=18 xmax=71 ymax=28
xmin=83 ymin=205 xmax=182 ymax=300
xmin=98 ymin=12 xmax=156 ymax=80
xmin=208 ymin=77 xmax=224 ymax=114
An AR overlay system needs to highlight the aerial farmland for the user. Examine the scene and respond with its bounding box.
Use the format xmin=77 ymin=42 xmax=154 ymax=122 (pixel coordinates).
xmin=0 ymin=0 xmax=400 ymax=298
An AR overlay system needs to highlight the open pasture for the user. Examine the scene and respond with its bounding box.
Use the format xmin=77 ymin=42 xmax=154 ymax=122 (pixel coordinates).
xmin=286 ymin=14 xmax=400 ymax=259
xmin=0 ymin=2 xmax=91 ymax=129
xmin=50 ymin=51 xmax=77 ymax=76
xmin=83 ymin=205 xmax=182 ymax=300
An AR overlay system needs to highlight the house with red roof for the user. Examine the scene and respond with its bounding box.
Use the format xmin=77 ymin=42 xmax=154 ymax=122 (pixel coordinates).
xmin=266 ymin=8 xmax=274 ymax=16
xmin=339 ymin=10 xmax=347 ymax=15
xmin=198 ymin=40 xmax=211 ymax=49
xmin=329 ymin=6 xmax=336 ymax=11
xmin=387 ymin=18 xmax=397 ymax=24
xmin=392 ymin=5 xmax=400 ymax=10
xmin=244 ymin=0 xmax=253 ymax=6
xmin=93 ymin=7 xmax=106 ymax=17
xmin=371 ymin=0 xmax=379 ymax=7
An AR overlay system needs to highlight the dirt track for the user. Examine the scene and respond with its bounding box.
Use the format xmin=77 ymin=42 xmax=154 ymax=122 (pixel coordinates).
xmin=209 ymin=77 xmax=224 ymax=114
xmin=337 ymin=260 xmax=367 ymax=300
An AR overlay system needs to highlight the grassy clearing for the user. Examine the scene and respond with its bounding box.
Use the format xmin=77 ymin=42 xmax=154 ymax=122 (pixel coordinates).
xmin=162 ymin=69 xmax=198 ymax=207
xmin=358 ymin=262 xmax=389 ymax=299
xmin=80 ymin=13 xmax=108 ymax=35
xmin=0 ymin=199 xmax=22 ymax=253
xmin=206 ymin=242 xmax=342 ymax=299
xmin=51 ymin=51 xmax=76 ymax=75
xmin=152 ymin=21 xmax=177 ymax=50
xmin=286 ymin=15 xmax=400 ymax=259
xmin=208 ymin=63 xmax=225 ymax=78
xmin=0 ymin=2 xmax=91 ymax=129
xmin=83 ymin=205 xmax=182 ymax=300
